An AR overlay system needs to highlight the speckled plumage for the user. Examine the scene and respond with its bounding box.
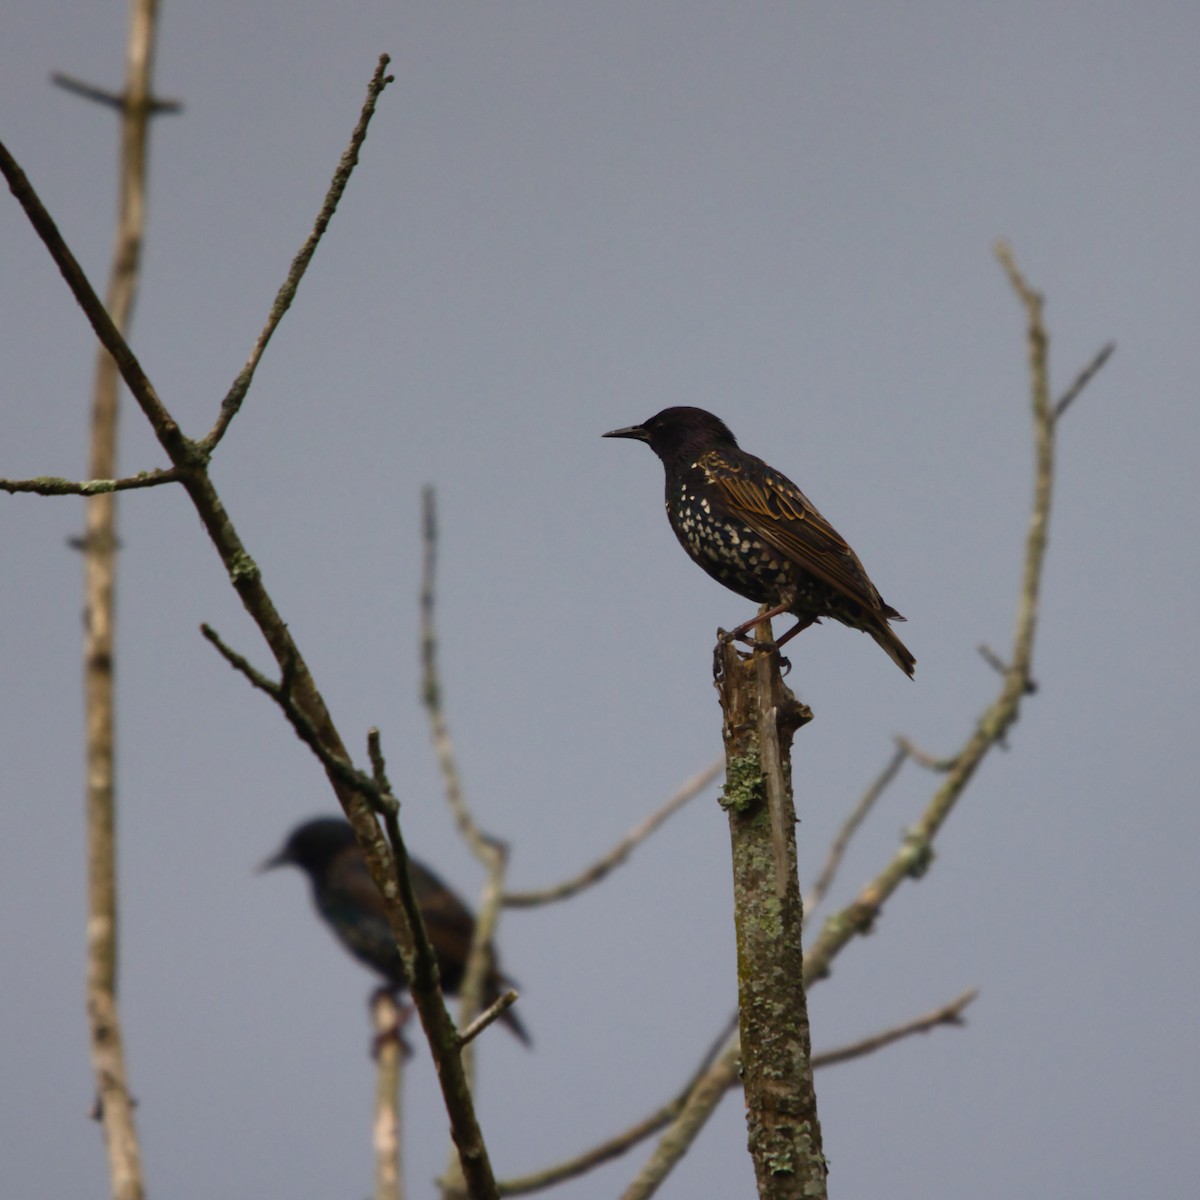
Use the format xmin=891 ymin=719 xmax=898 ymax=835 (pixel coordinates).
xmin=262 ymin=818 xmax=529 ymax=1044
xmin=604 ymin=406 xmax=915 ymax=677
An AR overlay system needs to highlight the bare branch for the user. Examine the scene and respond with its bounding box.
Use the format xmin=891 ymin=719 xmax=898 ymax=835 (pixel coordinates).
xmin=198 ymin=633 xmax=501 ymax=1200
xmin=366 ymin=727 xmax=400 ymax=815
xmin=1 ymin=467 xmax=179 ymax=495
xmin=373 ymin=795 xmax=502 ymax=1200
xmin=371 ymin=990 xmax=405 ymax=1200
xmin=0 ymin=141 xmax=193 ymax=461
xmin=893 ymin=735 xmax=959 ymax=772
xmin=976 ymin=642 xmax=1008 ymax=676
xmin=520 ymin=984 xmax=979 ymax=1200
xmin=52 ymin=72 xmax=125 ymax=109
xmin=978 ymin=643 xmax=1038 ymax=694
xmin=498 ymin=1012 xmax=739 ymax=1196
xmin=811 ymin=988 xmax=979 ymax=1068
xmin=79 ymin=4 xmax=171 ymax=1196
xmin=615 ymin=984 xmax=977 ymax=1200
xmin=417 ymin=486 xmax=513 ymax=1197
xmin=200 ymin=624 xmax=392 ymax=806
xmin=201 ymin=54 xmax=394 ymax=449
xmin=419 ymin=485 xmax=497 ymax=860
xmin=458 ymin=991 xmax=520 ymax=1049
xmin=503 ymin=757 xmax=723 ymax=908
xmin=454 ymin=834 xmax=508 ymax=1092
xmin=804 ymin=741 xmax=909 ymax=919
xmin=620 ymin=1043 xmax=741 ymax=1200
xmin=622 ymin=246 xmax=1113 ymax=1196
xmin=801 ymin=243 xmax=1091 ymax=984
xmin=8 ymin=55 xmax=503 ymax=1200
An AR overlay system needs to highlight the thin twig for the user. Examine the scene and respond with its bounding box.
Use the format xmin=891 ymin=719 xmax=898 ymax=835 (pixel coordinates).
xmin=200 ymin=625 xmax=398 ymax=809
xmin=618 ymin=982 xmax=977 ymax=1200
xmin=810 ymin=987 xmax=979 ymax=1068
xmin=417 ymin=484 xmax=510 ymax=1037
xmin=52 ymin=72 xmax=126 ymax=109
xmin=455 ymin=835 xmax=508 ymax=1084
xmin=620 ymin=1043 xmax=741 ymax=1200
xmin=1 ymin=467 xmax=179 ymax=495
xmin=506 ymin=977 xmax=970 ymax=1200
xmin=374 ymin=795 xmax=499 ymax=1200
xmin=503 ymin=757 xmax=723 ymax=907
xmin=417 ymin=486 xmax=512 ymax=1198
xmin=802 ymin=243 xmax=1086 ymax=984
xmin=458 ymin=991 xmax=519 ymax=1049
xmin=498 ymin=1012 xmax=739 ymax=1196
xmin=894 ymin=736 xmax=959 ymax=773
xmin=419 ymin=486 xmax=496 ymax=860
xmin=976 ymin=643 xmax=1009 ymax=676
xmin=51 ymin=71 xmax=183 ymax=114
xmin=804 ymin=741 xmax=909 ymax=919
xmin=1055 ymin=340 xmax=1114 ymax=419
xmin=0 ymin=142 xmax=191 ymax=462
xmin=978 ymin=643 xmax=1037 ymax=694
xmin=367 ymin=727 xmax=399 ymax=816
xmin=201 ymin=55 xmax=394 ymax=449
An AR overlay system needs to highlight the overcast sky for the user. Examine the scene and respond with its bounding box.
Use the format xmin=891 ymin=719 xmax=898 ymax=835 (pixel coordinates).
xmin=3 ymin=4 xmax=1198 ymax=1198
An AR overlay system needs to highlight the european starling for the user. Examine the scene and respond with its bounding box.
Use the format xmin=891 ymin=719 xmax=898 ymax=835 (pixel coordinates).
xmin=261 ymin=817 xmax=530 ymax=1045
xmin=604 ymin=406 xmax=915 ymax=677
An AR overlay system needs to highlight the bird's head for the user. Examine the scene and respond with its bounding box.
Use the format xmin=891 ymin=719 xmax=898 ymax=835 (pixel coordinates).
xmin=604 ymin=406 xmax=738 ymax=465
xmin=259 ymin=817 xmax=358 ymax=878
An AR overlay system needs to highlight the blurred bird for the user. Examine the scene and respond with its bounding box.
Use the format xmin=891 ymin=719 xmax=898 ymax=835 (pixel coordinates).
xmin=604 ymin=406 xmax=915 ymax=676
xmin=261 ymin=817 xmax=529 ymax=1045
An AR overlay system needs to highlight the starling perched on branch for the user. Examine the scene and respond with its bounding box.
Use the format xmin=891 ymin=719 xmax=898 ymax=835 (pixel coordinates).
xmin=261 ymin=817 xmax=530 ymax=1045
xmin=604 ymin=406 xmax=915 ymax=677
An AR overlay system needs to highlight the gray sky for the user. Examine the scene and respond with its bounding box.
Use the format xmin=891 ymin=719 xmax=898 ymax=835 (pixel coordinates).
xmin=3 ymin=4 xmax=1198 ymax=1197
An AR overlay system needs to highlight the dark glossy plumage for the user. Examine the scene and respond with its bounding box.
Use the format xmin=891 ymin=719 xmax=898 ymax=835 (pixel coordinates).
xmin=262 ymin=817 xmax=529 ymax=1044
xmin=604 ymin=406 xmax=915 ymax=676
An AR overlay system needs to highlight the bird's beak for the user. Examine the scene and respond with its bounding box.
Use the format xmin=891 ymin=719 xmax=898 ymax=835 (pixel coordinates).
xmin=256 ymin=850 xmax=287 ymax=875
xmin=603 ymin=423 xmax=651 ymax=441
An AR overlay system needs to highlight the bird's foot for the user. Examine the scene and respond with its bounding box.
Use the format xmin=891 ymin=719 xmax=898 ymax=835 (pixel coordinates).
xmin=716 ymin=627 xmax=765 ymax=654
xmin=742 ymin=636 xmax=792 ymax=674
xmin=713 ymin=628 xmax=790 ymax=676
xmin=370 ymin=989 xmax=416 ymax=1061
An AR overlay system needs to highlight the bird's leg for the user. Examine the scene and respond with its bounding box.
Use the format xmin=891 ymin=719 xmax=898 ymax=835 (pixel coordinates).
xmin=773 ymin=616 xmax=816 ymax=650
xmin=722 ymin=598 xmax=797 ymax=649
xmin=370 ymin=987 xmax=416 ymax=1061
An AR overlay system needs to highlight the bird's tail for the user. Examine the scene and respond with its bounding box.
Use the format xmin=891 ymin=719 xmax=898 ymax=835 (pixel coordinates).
xmin=869 ymin=617 xmax=916 ymax=678
xmin=501 ymin=1004 xmax=532 ymax=1046
xmin=490 ymin=977 xmax=533 ymax=1046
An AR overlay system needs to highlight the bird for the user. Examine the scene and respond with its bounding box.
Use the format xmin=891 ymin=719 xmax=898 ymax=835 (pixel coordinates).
xmin=261 ymin=817 xmax=530 ymax=1045
xmin=604 ymin=406 xmax=915 ymax=676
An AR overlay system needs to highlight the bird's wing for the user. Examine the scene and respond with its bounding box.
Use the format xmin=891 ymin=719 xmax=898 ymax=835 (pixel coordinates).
xmin=408 ymin=864 xmax=530 ymax=1041
xmin=332 ymin=855 xmax=477 ymax=966
xmin=321 ymin=851 xmax=405 ymax=980
xmin=329 ymin=850 xmax=391 ymax=918
xmin=699 ymin=450 xmax=889 ymax=612
xmin=409 ymin=862 xmax=484 ymax=990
